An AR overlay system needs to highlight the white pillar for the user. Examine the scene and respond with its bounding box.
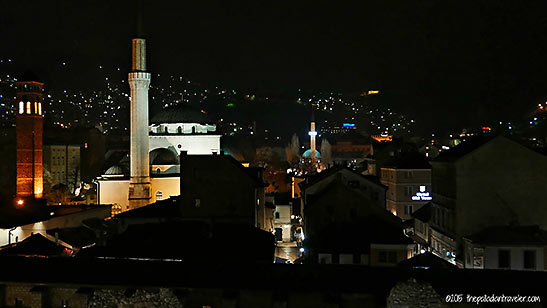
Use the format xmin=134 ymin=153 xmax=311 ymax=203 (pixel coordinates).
xmin=128 ymin=38 xmax=151 ymax=210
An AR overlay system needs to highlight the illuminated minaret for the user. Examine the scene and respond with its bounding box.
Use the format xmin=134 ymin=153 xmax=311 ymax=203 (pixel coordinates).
xmin=128 ymin=38 xmax=151 ymax=209
xmin=15 ymin=74 xmax=44 ymax=199
xmin=308 ymin=104 xmax=317 ymax=163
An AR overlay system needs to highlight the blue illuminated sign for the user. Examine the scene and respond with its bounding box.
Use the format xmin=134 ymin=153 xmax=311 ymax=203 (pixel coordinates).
xmin=343 ymin=123 xmax=355 ymax=128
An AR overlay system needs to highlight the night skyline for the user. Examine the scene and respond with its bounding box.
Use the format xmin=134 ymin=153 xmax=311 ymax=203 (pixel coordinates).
xmin=1 ymin=1 xmax=547 ymax=133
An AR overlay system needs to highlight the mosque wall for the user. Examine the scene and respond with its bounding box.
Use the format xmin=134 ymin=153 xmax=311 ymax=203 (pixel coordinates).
xmin=151 ymin=177 xmax=180 ymax=202
xmin=149 ymin=135 xmax=221 ymax=155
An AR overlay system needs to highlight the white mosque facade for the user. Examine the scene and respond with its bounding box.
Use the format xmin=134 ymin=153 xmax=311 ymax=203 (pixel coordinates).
xmin=97 ymin=38 xmax=221 ymax=212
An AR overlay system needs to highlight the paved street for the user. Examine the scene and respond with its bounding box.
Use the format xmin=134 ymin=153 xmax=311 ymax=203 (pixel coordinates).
xmin=275 ymin=242 xmax=300 ymax=263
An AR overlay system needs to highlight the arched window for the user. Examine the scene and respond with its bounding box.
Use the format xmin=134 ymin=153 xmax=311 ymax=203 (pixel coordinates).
xmin=177 ymin=126 xmax=182 ymax=134
xmin=19 ymin=101 xmax=24 ymax=114
xmin=38 ymin=102 xmax=42 ymax=115
xmin=26 ymin=101 xmax=31 ymax=114
xmin=164 ymin=126 xmax=168 ymax=133
xmin=156 ymin=191 xmax=163 ymax=201
xmin=34 ymin=102 xmax=38 ymax=114
xmin=156 ymin=168 xmax=161 ymax=174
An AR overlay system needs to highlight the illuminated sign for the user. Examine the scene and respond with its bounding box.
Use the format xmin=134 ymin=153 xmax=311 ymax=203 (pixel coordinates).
xmin=368 ymin=90 xmax=380 ymax=95
xmin=308 ymin=131 xmax=317 ymax=136
xmin=412 ymin=186 xmax=432 ymax=201
xmin=343 ymin=123 xmax=355 ymax=128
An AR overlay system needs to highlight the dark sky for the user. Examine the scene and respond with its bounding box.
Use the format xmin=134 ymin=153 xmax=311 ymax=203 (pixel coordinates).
xmin=2 ymin=0 xmax=547 ymax=133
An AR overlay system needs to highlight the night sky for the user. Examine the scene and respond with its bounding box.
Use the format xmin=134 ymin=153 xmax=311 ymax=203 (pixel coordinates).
xmin=2 ymin=0 xmax=547 ymax=133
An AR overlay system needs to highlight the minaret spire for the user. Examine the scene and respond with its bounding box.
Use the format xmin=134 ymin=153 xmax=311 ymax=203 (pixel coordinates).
xmin=128 ymin=37 xmax=152 ymax=210
xmin=309 ymin=103 xmax=317 ymax=163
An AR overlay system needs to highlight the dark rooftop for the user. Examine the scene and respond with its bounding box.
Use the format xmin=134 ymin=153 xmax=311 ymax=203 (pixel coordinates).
xmin=115 ymin=196 xmax=181 ymax=219
xmin=305 ymin=218 xmax=412 ymax=253
xmin=383 ymin=152 xmax=430 ymax=169
xmin=150 ymin=104 xmax=212 ymax=125
xmin=0 ymin=256 xmax=546 ymax=299
xmin=397 ymin=251 xmax=458 ymax=270
xmin=464 ymin=225 xmax=547 ymax=246
xmin=411 ymin=202 xmax=431 ymax=223
xmin=433 ymin=135 xmax=496 ymax=163
xmin=0 ymin=233 xmax=71 ymax=257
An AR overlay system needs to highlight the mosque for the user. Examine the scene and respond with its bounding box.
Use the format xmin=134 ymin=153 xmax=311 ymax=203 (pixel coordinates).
xmin=96 ymin=38 xmax=221 ymax=212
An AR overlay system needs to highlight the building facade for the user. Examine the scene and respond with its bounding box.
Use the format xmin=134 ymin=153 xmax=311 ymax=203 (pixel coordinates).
xmin=380 ymin=156 xmax=431 ymax=220
xmin=179 ymin=153 xmax=267 ymax=227
xmin=15 ymin=75 xmax=44 ymax=199
xmin=428 ymin=136 xmax=547 ymax=264
xmin=43 ymin=144 xmax=81 ymax=193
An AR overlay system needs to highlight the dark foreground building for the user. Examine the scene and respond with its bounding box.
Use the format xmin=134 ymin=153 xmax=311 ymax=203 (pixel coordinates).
xmin=0 ymin=256 xmax=545 ymax=308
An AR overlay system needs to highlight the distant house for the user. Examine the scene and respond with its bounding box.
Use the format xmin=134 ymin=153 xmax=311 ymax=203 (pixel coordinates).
xmin=380 ymin=153 xmax=431 ymax=220
xmin=429 ymin=135 xmax=547 ymax=264
xmin=271 ymin=192 xmax=300 ymax=243
xmin=463 ymin=225 xmax=547 ymax=271
xmin=299 ymin=166 xmax=413 ymax=265
xmin=300 ymin=166 xmax=387 ymax=218
xmin=180 ymin=153 xmax=268 ymax=228
xmin=303 ymin=178 xmax=396 ymax=240
xmin=304 ymin=217 xmax=415 ymax=266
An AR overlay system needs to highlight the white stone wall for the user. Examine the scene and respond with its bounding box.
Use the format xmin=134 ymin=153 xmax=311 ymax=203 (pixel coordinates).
xmin=97 ymin=179 xmax=130 ymax=211
xmin=482 ymin=246 xmax=544 ymax=271
xmin=98 ymin=177 xmax=179 ymax=212
xmin=150 ymin=122 xmax=216 ymax=134
xmin=149 ymin=134 xmax=221 ymax=155
xmin=151 ymin=177 xmax=180 ymax=202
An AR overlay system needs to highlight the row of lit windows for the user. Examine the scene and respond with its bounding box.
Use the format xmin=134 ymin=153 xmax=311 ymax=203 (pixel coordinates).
xmin=18 ymin=101 xmax=42 ymax=115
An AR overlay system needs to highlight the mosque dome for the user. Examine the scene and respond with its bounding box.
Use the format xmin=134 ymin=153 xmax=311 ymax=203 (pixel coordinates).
xmin=150 ymin=148 xmax=179 ymax=165
xmin=105 ymin=164 xmax=129 ymax=176
xmin=302 ymin=149 xmax=321 ymax=159
xmin=150 ymin=104 xmax=212 ymax=125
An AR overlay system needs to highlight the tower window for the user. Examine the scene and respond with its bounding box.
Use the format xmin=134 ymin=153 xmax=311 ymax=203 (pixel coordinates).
xmin=26 ymin=101 xmax=31 ymax=114
xmin=38 ymin=102 xmax=42 ymax=115
xmin=34 ymin=102 xmax=38 ymax=114
xmin=19 ymin=101 xmax=24 ymax=114
xmin=156 ymin=191 xmax=163 ymax=201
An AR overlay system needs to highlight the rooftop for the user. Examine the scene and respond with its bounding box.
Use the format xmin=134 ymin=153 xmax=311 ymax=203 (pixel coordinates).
xmin=464 ymin=225 xmax=547 ymax=246
xmin=383 ymin=152 xmax=430 ymax=169
xmin=411 ymin=202 xmax=431 ymax=222
xmin=150 ymin=104 xmax=213 ymax=125
xmin=397 ymin=251 xmax=457 ymax=269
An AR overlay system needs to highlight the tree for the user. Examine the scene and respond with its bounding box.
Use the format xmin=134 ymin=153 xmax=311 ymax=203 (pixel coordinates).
xmin=285 ymin=133 xmax=300 ymax=166
xmin=320 ymin=138 xmax=332 ymax=166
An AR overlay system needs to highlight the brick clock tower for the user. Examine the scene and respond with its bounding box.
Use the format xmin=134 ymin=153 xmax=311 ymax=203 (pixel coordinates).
xmin=15 ymin=73 xmax=44 ymax=200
